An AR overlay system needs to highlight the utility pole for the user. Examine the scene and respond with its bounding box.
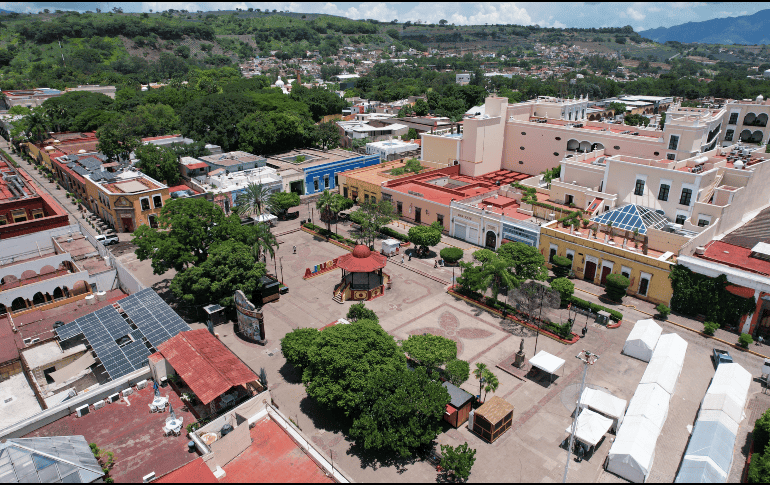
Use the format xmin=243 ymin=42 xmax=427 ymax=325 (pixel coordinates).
xmin=563 ymin=349 xmax=599 ymax=483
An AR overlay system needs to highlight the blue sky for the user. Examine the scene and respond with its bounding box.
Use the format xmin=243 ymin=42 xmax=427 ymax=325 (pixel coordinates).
xmin=1 ymin=2 xmax=769 ymax=31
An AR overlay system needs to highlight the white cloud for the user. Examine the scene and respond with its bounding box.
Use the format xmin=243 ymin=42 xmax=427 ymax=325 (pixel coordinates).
xmin=624 ymin=7 xmax=646 ymax=21
xmin=404 ymin=2 xmax=531 ymax=26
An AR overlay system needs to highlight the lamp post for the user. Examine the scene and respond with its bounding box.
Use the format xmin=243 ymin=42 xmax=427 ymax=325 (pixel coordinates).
xmin=563 ymin=350 xmax=599 ymax=483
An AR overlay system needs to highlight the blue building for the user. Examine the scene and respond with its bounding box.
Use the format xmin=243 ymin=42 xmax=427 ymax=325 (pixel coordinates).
xmin=302 ymin=153 xmax=380 ymax=195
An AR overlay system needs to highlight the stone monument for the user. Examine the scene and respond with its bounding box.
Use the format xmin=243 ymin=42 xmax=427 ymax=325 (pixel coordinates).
xmin=514 ymin=338 xmax=526 ymax=368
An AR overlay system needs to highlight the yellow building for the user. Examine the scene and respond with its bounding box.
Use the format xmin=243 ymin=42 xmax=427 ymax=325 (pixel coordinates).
xmin=337 ymin=158 xmax=448 ymax=204
xmin=84 ymin=171 xmax=169 ymax=233
xmin=539 ymin=220 xmax=676 ymax=306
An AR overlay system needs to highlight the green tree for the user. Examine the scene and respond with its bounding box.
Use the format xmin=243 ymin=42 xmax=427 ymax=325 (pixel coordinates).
xmin=401 ymin=334 xmax=457 ymax=369
xmin=269 ymin=192 xmax=300 ymax=218
xmin=133 ymin=198 xmax=249 ymax=274
xmin=604 ymin=274 xmax=630 ymax=302
xmin=354 ymin=199 xmax=395 ymax=246
xmin=459 ymin=249 xmax=518 ymax=300
xmin=235 ymin=183 xmax=273 ymax=219
xmin=251 ymin=222 xmax=279 ymax=262
xmin=403 ymin=127 xmax=419 ymax=141
xmin=473 ymin=362 xmax=487 ymax=399
xmin=303 ymin=319 xmax=407 ymax=414
xmin=129 ymin=103 xmax=181 ymax=137
xmin=413 ymin=98 xmax=429 ymax=116
xmin=316 ymin=190 xmax=348 ymax=233
xmin=444 ymin=359 xmax=470 ymax=386
xmin=135 ymin=144 xmax=180 ymax=185
xmin=439 ymin=443 xmax=476 ymax=481
xmin=482 ymin=370 xmax=499 ymax=401
xmin=96 ymin=117 xmax=141 ymax=162
xmin=404 ymin=158 xmax=423 ymax=173
xmin=440 ymin=247 xmax=463 ymax=264
xmin=608 ymin=101 xmax=626 ymax=116
xmin=169 ymin=239 xmax=266 ymax=311
xmin=408 ymin=222 xmax=442 ymax=255
xmin=346 ymin=302 xmax=378 ymax=322
xmin=312 ymin=120 xmax=341 ymax=150
xmin=551 ymin=255 xmax=572 ymax=279
xmin=24 ymin=108 xmax=50 ymax=144
xmin=349 ymin=366 xmax=450 ymax=457
xmin=237 ymin=110 xmax=313 ymax=155
xmin=551 ymin=277 xmax=574 ymax=303
xmin=281 ymin=327 xmax=319 ymax=372
xmin=497 ymin=242 xmax=548 ymax=284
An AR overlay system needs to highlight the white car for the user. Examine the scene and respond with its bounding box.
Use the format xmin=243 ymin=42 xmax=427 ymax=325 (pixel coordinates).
xmin=95 ymin=234 xmax=120 ymax=246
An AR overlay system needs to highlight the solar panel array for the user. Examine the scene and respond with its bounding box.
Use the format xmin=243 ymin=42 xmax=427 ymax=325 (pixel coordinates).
xmin=590 ymin=204 xmax=669 ymax=235
xmin=118 ymin=288 xmax=191 ymax=347
xmin=54 ymin=289 xmax=190 ymax=380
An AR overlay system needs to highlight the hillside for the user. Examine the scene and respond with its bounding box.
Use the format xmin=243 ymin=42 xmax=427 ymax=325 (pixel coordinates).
xmin=641 ymin=9 xmax=770 ymax=45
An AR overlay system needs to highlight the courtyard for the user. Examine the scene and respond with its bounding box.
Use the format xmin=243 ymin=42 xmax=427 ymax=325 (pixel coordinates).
xmin=116 ymin=223 xmax=770 ymax=483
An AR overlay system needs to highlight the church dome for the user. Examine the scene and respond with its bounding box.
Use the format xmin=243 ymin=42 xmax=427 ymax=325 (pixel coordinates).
xmin=275 ymin=76 xmax=285 ymax=87
xmin=352 ymin=245 xmax=372 ymax=258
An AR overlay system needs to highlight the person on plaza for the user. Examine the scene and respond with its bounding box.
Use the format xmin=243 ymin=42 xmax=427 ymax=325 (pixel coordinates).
xmin=759 ymin=335 xmax=765 ymax=346
xmin=293 ymin=245 xmax=296 ymax=254
xmin=401 ymin=254 xmax=405 ymax=264
xmin=582 ymin=324 xmax=587 ymax=338
xmin=434 ymin=260 xmax=438 ymax=268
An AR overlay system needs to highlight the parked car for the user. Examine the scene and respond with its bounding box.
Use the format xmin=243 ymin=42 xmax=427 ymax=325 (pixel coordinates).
xmin=712 ymin=348 xmax=733 ymax=368
xmin=95 ymin=234 xmax=120 ymax=246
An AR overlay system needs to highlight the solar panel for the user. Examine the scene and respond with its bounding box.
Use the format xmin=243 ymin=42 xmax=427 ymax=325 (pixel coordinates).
xmin=119 ymin=288 xmax=190 ymax=347
xmin=590 ymin=204 xmax=669 ymax=235
xmin=54 ymin=322 xmax=84 ymax=342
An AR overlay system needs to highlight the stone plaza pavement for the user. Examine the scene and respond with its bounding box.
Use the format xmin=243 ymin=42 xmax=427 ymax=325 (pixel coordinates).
xmin=118 ymin=224 xmax=769 ymax=483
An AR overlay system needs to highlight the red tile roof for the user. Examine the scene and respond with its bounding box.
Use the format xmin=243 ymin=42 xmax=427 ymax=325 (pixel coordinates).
xmin=183 ymin=163 xmax=209 ymax=171
xmin=698 ymin=240 xmax=770 ymax=277
xmin=155 ymin=329 xmax=258 ymax=405
xmin=156 ymin=458 xmax=216 ymax=483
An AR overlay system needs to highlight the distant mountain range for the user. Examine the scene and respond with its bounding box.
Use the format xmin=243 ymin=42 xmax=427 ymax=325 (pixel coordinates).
xmin=641 ymin=9 xmax=770 ymax=45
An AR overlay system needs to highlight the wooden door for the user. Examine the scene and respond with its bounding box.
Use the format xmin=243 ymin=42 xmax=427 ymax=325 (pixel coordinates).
xmin=584 ymin=261 xmax=596 ymax=281
xmin=600 ymin=266 xmax=612 ymax=285
xmin=122 ymin=218 xmax=134 ymax=233
xmin=415 ymin=207 xmax=421 ymax=223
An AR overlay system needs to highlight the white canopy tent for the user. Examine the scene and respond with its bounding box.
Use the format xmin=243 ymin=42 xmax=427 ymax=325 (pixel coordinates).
xmin=696 ymin=409 xmax=740 ymax=436
xmin=675 ymin=456 xmax=728 ymax=483
xmin=701 ymin=363 xmax=752 ymax=426
xmin=529 ymin=351 xmax=565 ymax=385
xmin=381 ymin=239 xmax=401 ymax=256
xmin=652 ymin=333 xmax=688 ymax=361
xmin=606 ymin=415 xmax=660 ymax=483
xmin=622 ymin=319 xmax=662 ymax=362
xmin=578 ymin=388 xmax=627 ymax=432
xmin=639 ymin=356 xmax=683 ymax=396
xmin=625 ymin=383 xmax=670 ymax=432
xmin=564 ymin=408 xmax=613 ymax=448
xmin=255 ymin=213 xmax=278 ymax=224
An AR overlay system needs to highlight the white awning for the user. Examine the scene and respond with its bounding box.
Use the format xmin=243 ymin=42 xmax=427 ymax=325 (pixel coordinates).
xmin=529 ymin=350 xmax=565 ymax=375
xmin=578 ymin=388 xmax=627 ymax=421
xmin=622 ymin=319 xmax=662 ymax=362
xmin=50 ymin=352 xmax=96 ymax=383
xmin=255 ymin=213 xmax=278 ymax=223
xmin=565 ymin=408 xmax=613 ymax=447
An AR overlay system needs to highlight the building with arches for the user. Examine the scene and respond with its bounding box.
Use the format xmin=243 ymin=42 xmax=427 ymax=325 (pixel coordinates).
xmin=720 ymin=95 xmax=770 ymax=147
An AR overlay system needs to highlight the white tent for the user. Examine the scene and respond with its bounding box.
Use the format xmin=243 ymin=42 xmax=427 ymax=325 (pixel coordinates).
xmin=606 ymin=415 xmax=660 ymax=483
xmin=255 ymin=213 xmax=278 ymax=224
xmin=696 ymin=409 xmax=740 ymax=436
xmin=675 ymin=456 xmax=728 ymax=483
xmin=381 ymin=239 xmax=401 ymax=256
xmin=701 ymin=363 xmax=752 ymax=426
xmin=622 ymin=319 xmax=662 ymax=362
xmin=625 ymin=383 xmax=670 ymax=432
xmin=652 ymin=333 xmax=688 ymax=362
xmin=530 ymin=351 xmax=565 ymax=384
xmin=564 ymin=408 xmax=613 ymax=447
xmin=578 ymin=388 xmax=627 ymax=432
xmin=639 ymin=356 xmax=683 ymax=396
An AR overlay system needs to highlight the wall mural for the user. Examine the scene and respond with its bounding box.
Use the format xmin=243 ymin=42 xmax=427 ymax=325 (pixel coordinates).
xmin=235 ymin=289 xmax=264 ymax=343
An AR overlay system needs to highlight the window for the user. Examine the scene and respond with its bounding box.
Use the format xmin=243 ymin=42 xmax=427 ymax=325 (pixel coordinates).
xmin=668 ymin=135 xmax=679 ymax=150
xmin=658 ymin=184 xmax=670 ymax=201
xmin=549 ymin=244 xmax=558 ymax=263
xmin=725 ymin=129 xmax=734 ymax=141
xmin=728 ymin=112 xmax=739 ymax=125
xmin=324 ymin=175 xmax=329 ymax=189
xmin=397 ymin=201 xmax=403 ymax=214
xmin=638 ymin=273 xmax=651 ymax=296
xmin=565 ymin=194 xmax=574 ymax=205
xmin=31 ymin=209 xmax=44 ymax=219
xmin=519 ymin=161 xmax=524 ymax=164
xmin=675 ymin=214 xmax=686 ymax=225
xmin=343 ymin=187 xmax=348 ymax=198
xmin=698 ymin=218 xmax=710 ymax=227
xmin=148 ymin=214 xmax=158 ymax=229
xmin=634 ymin=179 xmax=645 ymax=196
xmin=521 ymin=132 xmax=527 ymax=135
xmin=140 ymin=197 xmax=150 ymax=211
xmin=621 ymin=266 xmax=631 ymax=279
xmin=555 ymin=136 xmax=561 ymax=140
xmin=0 ymin=216 xmax=6 ymax=226
xmin=364 ymin=194 xmax=369 ymax=202
xmin=313 ymin=178 xmax=319 ymax=191
xmin=11 ymin=209 xmax=27 ymax=223
xmin=152 ymin=195 xmax=162 ymax=209
xmin=654 ymin=151 xmax=660 ymax=156
xmin=334 ymin=175 xmax=339 ymax=186
xmin=679 ymin=188 xmax=692 ymax=206
xmin=613 ymin=145 xmax=620 ymax=150
xmin=436 ymin=214 xmax=444 ymax=227
xmin=667 ymin=153 xmax=676 ymax=161
xmin=566 ymin=249 xmax=575 ymax=264
xmin=520 ymin=146 xmax=525 ymax=150
xmin=371 ymin=197 xmax=376 ymax=204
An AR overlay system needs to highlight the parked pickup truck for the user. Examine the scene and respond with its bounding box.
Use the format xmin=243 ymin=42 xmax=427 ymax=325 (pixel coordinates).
xmin=713 ymin=348 xmax=734 ymax=368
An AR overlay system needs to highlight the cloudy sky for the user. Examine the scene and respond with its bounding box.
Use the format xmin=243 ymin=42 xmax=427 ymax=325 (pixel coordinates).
xmin=1 ymin=2 xmax=768 ymax=31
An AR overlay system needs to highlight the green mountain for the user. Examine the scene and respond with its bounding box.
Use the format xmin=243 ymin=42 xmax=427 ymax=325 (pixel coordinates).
xmin=641 ymin=9 xmax=770 ymax=45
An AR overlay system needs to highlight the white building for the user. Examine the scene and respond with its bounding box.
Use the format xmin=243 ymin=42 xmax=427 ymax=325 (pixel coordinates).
xmin=365 ymin=139 xmax=420 ymax=158
xmin=456 ymin=73 xmax=471 ymax=85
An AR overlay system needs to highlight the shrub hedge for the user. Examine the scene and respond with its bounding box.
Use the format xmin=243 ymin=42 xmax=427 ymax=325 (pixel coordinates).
xmin=440 ymin=247 xmax=464 ymax=263
xmin=569 ymin=296 xmax=623 ymax=322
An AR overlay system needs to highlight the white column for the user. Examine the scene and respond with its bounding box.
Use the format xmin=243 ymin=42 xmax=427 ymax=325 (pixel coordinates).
xmin=742 ymin=289 xmax=761 ymax=334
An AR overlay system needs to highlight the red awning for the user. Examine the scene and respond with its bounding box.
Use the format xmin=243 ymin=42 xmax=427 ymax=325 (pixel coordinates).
xmin=336 ymin=245 xmax=387 ymax=273
xmin=445 ymin=404 xmax=457 ymax=415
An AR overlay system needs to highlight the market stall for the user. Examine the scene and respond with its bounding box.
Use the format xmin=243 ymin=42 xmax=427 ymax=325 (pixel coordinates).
xmin=529 ymin=350 xmax=565 ymax=385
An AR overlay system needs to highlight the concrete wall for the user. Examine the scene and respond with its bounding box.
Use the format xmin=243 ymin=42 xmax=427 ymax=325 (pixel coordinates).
xmin=0 ymin=253 xmax=74 ymax=280
xmin=0 ymin=224 xmax=79 ymax=261
xmin=420 ymin=134 xmax=460 ymax=165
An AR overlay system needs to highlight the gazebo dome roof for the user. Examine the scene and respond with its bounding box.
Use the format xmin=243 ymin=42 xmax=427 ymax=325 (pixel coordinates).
xmin=352 ymin=245 xmax=372 ymax=258
xmin=337 ymin=245 xmax=387 ymax=273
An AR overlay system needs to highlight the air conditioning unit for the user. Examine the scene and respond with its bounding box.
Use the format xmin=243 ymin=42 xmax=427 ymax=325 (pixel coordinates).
xmin=23 ymin=338 xmax=31 ymax=346
xmin=107 ymin=393 xmax=120 ymax=404
xmin=93 ymin=399 xmax=106 ymax=410
xmin=30 ymin=338 xmax=40 ymax=345
xmin=75 ymin=405 xmax=90 ymax=418
xmin=121 ymin=388 xmax=134 ymax=397
xmin=136 ymin=379 xmax=148 ymax=390
xmin=142 ymin=472 xmax=156 ymax=483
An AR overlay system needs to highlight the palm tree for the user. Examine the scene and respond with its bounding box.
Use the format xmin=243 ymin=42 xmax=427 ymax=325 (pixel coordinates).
xmin=25 ymin=109 xmax=50 ymax=145
xmin=235 ymin=183 xmax=273 ymax=220
xmin=252 ymin=223 xmax=279 ymax=262
xmin=473 ymin=362 xmax=487 ymax=399
xmin=316 ymin=189 xmax=338 ymax=233
xmin=483 ymin=371 xmax=499 ymax=401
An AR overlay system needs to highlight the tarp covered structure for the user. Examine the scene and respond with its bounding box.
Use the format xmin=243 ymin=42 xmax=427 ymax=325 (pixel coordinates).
xmin=625 ymin=383 xmax=670 ymax=432
xmin=564 ymin=408 xmax=613 ymax=447
xmin=578 ymin=388 xmax=627 ymax=431
xmin=640 ymin=333 xmax=687 ymax=395
xmin=675 ymin=362 xmax=751 ymax=483
xmin=606 ymin=415 xmax=659 ymax=483
xmin=622 ymin=319 xmax=662 ymax=362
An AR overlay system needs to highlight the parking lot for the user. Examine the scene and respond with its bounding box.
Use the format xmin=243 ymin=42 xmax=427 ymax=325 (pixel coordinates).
xmin=118 ymin=226 xmax=769 ymax=482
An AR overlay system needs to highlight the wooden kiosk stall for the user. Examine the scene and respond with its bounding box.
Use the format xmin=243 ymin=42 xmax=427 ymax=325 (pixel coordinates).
xmin=471 ymin=396 xmax=514 ymax=443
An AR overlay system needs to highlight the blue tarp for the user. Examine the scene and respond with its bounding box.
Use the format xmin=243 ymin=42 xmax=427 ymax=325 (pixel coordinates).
xmin=675 ymin=419 xmax=736 ymax=483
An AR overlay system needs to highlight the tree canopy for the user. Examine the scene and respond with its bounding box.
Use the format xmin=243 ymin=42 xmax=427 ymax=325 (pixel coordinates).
xmin=135 ymin=144 xmax=180 ymax=186
xmin=401 ymin=334 xmax=457 ymax=369
xmin=408 ymin=222 xmax=443 ymax=253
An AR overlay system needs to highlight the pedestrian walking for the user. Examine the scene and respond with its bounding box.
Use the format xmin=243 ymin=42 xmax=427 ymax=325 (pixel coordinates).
xmin=401 ymin=255 xmax=405 ymax=264
xmin=434 ymin=260 xmax=438 ymax=268
xmin=581 ymin=324 xmax=587 ymax=338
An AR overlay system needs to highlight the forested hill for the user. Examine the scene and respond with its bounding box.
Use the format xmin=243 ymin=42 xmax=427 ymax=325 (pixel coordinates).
xmin=641 ymin=9 xmax=770 ymax=45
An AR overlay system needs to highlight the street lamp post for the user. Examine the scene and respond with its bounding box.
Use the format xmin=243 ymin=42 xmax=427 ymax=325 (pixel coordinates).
xmin=563 ymin=349 xmax=599 ymax=483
